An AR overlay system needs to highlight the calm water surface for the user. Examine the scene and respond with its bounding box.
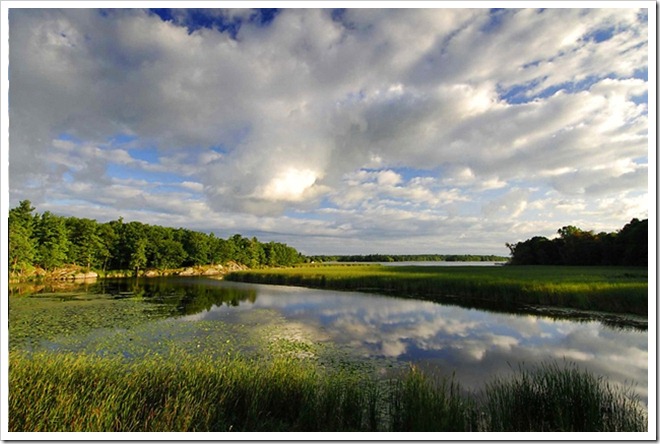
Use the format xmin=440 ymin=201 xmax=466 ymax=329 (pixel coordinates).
xmin=197 ymin=280 xmax=648 ymax=402
xmin=10 ymin=277 xmax=648 ymax=404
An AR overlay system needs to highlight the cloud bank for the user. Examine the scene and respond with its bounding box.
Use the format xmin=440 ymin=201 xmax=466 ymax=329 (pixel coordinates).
xmin=8 ymin=6 xmax=650 ymax=254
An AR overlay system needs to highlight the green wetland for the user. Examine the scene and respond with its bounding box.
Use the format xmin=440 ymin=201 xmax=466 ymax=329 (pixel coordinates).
xmin=8 ymin=265 xmax=648 ymax=432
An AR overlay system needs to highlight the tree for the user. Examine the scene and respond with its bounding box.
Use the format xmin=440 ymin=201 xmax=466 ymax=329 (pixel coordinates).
xmin=507 ymin=219 xmax=648 ymax=266
xmin=507 ymin=236 xmax=560 ymax=265
xmin=264 ymin=241 xmax=303 ymax=266
xmin=96 ymin=223 xmax=117 ymax=273
xmin=113 ymin=220 xmax=148 ymax=270
xmin=617 ymin=219 xmax=648 ymax=266
xmin=34 ymin=211 xmax=70 ymax=271
xmin=209 ymin=236 xmax=234 ymax=265
xmin=181 ymin=230 xmax=211 ymax=266
xmin=557 ymin=226 xmax=601 ymax=265
xmin=9 ymin=223 xmax=35 ymax=275
xmin=66 ymin=217 xmax=105 ymax=269
xmin=8 ymin=200 xmax=37 ymax=275
xmin=152 ymin=239 xmax=187 ymax=269
xmin=129 ymin=238 xmax=148 ymax=276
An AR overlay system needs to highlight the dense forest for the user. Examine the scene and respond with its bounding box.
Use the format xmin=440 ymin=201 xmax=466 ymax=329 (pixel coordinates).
xmin=307 ymin=254 xmax=508 ymax=263
xmin=506 ymin=218 xmax=648 ymax=266
xmin=8 ymin=200 xmax=304 ymax=277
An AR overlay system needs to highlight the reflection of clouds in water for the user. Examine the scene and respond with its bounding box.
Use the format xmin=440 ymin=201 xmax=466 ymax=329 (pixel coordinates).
xmin=187 ymin=283 xmax=648 ymax=401
xmin=381 ymin=339 xmax=407 ymax=357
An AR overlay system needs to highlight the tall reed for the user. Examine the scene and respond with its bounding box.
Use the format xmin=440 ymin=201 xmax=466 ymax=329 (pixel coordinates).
xmin=9 ymin=352 xmax=646 ymax=432
xmin=480 ymin=361 xmax=647 ymax=432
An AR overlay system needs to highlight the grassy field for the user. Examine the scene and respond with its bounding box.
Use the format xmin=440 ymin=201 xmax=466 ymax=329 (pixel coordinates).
xmin=9 ymin=351 xmax=646 ymax=432
xmin=225 ymin=264 xmax=648 ymax=316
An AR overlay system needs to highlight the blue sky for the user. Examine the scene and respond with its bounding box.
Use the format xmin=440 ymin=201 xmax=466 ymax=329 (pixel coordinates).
xmin=5 ymin=4 xmax=653 ymax=255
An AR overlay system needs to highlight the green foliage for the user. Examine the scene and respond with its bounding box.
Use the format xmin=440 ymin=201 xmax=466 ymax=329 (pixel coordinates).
xmin=181 ymin=230 xmax=210 ymax=266
xmin=34 ymin=211 xmax=70 ymax=271
xmin=507 ymin=219 xmax=648 ymax=266
xmin=65 ymin=217 xmax=107 ymax=269
xmin=7 ymin=202 xmax=304 ymax=277
xmin=129 ymin=238 xmax=148 ymax=275
xmin=8 ymin=201 xmax=37 ymax=274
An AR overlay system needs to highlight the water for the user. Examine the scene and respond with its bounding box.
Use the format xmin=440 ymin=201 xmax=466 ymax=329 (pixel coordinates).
xmin=10 ymin=277 xmax=648 ymax=404
xmin=190 ymin=280 xmax=648 ymax=403
xmin=341 ymin=261 xmax=506 ymax=267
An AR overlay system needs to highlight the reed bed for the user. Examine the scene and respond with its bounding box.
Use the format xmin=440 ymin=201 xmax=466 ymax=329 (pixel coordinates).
xmin=9 ymin=351 xmax=646 ymax=432
xmin=226 ymin=264 xmax=648 ymax=315
xmin=481 ymin=362 xmax=648 ymax=432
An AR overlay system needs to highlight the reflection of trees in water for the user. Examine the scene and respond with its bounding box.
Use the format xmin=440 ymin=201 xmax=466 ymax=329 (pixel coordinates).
xmin=402 ymin=293 xmax=647 ymax=333
xmin=11 ymin=277 xmax=258 ymax=318
xmin=9 ymin=280 xmax=99 ymax=297
xmin=97 ymin=278 xmax=258 ymax=316
xmin=171 ymin=285 xmax=257 ymax=315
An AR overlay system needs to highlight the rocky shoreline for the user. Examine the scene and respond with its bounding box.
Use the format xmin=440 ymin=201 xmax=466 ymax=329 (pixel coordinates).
xmin=8 ymin=262 xmax=249 ymax=283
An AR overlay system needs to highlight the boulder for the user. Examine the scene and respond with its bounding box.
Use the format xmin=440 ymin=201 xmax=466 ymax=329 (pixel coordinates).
xmin=72 ymin=271 xmax=98 ymax=280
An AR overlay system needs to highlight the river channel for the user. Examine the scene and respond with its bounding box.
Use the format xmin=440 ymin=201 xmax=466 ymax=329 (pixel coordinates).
xmin=9 ymin=276 xmax=648 ymax=405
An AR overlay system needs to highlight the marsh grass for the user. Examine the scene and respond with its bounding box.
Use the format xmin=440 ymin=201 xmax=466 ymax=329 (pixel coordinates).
xmin=9 ymin=352 xmax=646 ymax=432
xmin=481 ymin=362 xmax=648 ymax=432
xmin=226 ymin=264 xmax=648 ymax=315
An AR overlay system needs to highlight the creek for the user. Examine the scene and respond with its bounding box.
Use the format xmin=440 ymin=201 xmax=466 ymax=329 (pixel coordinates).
xmin=9 ymin=276 xmax=648 ymax=405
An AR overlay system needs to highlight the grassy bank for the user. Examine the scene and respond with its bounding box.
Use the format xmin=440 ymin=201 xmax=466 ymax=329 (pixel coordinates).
xmin=225 ymin=264 xmax=648 ymax=316
xmin=9 ymin=351 xmax=646 ymax=432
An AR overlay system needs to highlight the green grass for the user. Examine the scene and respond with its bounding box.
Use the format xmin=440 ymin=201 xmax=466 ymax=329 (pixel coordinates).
xmin=226 ymin=264 xmax=648 ymax=316
xmin=9 ymin=351 xmax=646 ymax=432
xmin=481 ymin=361 xmax=647 ymax=432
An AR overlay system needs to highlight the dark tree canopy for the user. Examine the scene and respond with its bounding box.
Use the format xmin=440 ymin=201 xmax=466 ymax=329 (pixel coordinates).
xmin=506 ymin=219 xmax=648 ymax=266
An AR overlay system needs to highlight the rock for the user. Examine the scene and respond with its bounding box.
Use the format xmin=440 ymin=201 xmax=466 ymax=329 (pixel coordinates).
xmin=224 ymin=261 xmax=248 ymax=272
xmin=72 ymin=271 xmax=98 ymax=280
xmin=178 ymin=267 xmax=196 ymax=276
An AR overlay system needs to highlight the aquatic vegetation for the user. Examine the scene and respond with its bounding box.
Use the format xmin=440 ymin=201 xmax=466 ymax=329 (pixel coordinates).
xmin=8 ymin=293 xmax=169 ymax=351
xmin=8 ymin=352 xmax=646 ymax=432
xmin=8 ymin=277 xmax=257 ymax=351
xmin=226 ymin=264 xmax=648 ymax=316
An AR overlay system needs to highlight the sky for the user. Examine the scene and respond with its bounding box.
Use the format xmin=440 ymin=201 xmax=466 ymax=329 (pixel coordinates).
xmin=3 ymin=3 xmax=654 ymax=256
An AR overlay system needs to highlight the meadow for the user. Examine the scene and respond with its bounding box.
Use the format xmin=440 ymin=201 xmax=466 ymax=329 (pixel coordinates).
xmin=226 ymin=264 xmax=648 ymax=316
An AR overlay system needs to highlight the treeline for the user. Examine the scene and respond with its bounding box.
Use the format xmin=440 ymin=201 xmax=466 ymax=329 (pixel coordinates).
xmin=307 ymin=254 xmax=508 ymax=263
xmin=8 ymin=200 xmax=304 ymax=276
xmin=506 ymin=219 xmax=648 ymax=266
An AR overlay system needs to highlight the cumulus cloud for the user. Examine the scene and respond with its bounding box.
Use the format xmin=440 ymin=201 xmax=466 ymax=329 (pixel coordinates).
xmin=7 ymin=6 xmax=649 ymax=253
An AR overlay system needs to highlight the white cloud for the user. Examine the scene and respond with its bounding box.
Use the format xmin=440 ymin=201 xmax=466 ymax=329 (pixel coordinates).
xmin=7 ymin=7 xmax=650 ymax=254
xmin=258 ymin=167 xmax=321 ymax=202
